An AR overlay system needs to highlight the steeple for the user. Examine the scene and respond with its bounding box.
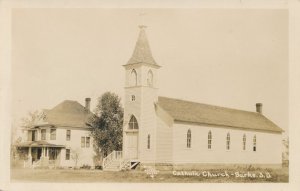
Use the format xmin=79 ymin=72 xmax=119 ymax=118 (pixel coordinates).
xmin=126 ymin=25 xmax=158 ymax=66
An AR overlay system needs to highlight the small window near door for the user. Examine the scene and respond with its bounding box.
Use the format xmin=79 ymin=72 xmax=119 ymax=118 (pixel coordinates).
xmin=41 ymin=129 xmax=46 ymax=140
xmin=66 ymin=149 xmax=70 ymax=160
xmin=66 ymin=130 xmax=71 ymax=141
xmin=81 ymin=137 xmax=86 ymax=148
xmin=50 ymin=129 xmax=56 ymax=140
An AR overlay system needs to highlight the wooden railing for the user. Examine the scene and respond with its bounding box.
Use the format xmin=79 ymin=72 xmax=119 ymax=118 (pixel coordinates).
xmin=23 ymin=160 xmax=32 ymax=168
xmin=102 ymin=150 xmax=123 ymax=169
xmin=119 ymin=158 xmax=130 ymax=170
xmin=32 ymin=160 xmax=41 ymax=168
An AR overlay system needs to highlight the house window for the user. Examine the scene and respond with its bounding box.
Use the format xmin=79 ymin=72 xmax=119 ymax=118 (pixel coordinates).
xmin=130 ymin=69 xmax=137 ymax=86
xmin=147 ymin=134 xmax=150 ymax=149
xmin=66 ymin=149 xmax=70 ymax=160
xmin=187 ymin=129 xmax=191 ymax=148
xmin=41 ymin=129 xmax=46 ymax=140
xmin=32 ymin=131 xmax=36 ymax=141
xmin=226 ymin=133 xmax=230 ymax=150
xmin=50 ymin=129 xmax=56 ymax=140
xmin=86 ymin=137 xmax=90 ymax=148
xmin=81 ymin=137 xmax=86 ymax=148
xmin=147 ymin=70 xmax=153 ymax=87
xmin=131 ymin=95 xmax=135 ymax=101
xmin=66 ymin=130 xmax=71 ymax=141
xmin=49 ymin=148 xmax=58 ymax=160
xmin=243 ymin=134 xmax=246 ymax=150
xmin=208 ymin=131 xmax=212 ymax=149
xmin=128 ymin=115 xmax=139 ymax=129
xmin=253 ymin=135 xmax=256 ymax=151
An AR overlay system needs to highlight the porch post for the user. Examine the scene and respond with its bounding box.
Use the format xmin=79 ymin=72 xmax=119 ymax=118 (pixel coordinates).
xmin=44 ymin=147 xmax=49 ymax=167
xmin=28 ymin=147 xmax=32 ymax=165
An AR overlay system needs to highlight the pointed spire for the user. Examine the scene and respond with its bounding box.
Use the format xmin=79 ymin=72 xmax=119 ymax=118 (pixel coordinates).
xmin=126 ymin=25 xmax=158 ymax=66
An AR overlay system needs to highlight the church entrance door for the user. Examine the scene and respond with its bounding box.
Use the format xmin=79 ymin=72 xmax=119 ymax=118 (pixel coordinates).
xmin=127 ymin=132 xmax=138 ymax=159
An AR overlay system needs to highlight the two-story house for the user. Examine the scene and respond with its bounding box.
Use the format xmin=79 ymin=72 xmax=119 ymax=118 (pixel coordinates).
xmin=16 ymin=98 xmax=96 ymax=168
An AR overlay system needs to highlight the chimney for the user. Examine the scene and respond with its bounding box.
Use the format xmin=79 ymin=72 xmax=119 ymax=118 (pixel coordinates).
xmin=256 ymin=103 xmax=262 ymax=114
xmin=85 ymin=98 xmax=91 ymax=111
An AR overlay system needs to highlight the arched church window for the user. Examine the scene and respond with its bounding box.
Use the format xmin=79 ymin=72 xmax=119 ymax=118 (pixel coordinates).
xmin=243 ymin=134 xmax=246 ymax=150
xmin=147 ymin=134 xmax=150 ymax=149
xmin=226 ymin=133 xmax=230 ymax=150
xmin=130 ymin=69 xmax=137 ymax=86
xmin=147 ymin=70 xmax=153 ymax=87
xmin=128 ymin=115 xmax=138 ymax=129
xmin=253 ymin=135 xmax=256 ymax=151
xmin=187 ymin=129 xmax=191 ymax=148
xmin=208 ymin=131 xmax=212 ymax=149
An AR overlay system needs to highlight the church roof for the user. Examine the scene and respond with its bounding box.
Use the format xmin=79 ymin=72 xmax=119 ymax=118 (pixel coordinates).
xmin=126 ymin=25 xmax=158 ymax=66
xmin=157 ymin=96 xmax=283 ymax=133
xmin=40 ymin=100 xmax=94 ymax=128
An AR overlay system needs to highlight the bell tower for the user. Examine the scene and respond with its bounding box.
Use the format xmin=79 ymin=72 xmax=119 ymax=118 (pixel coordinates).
xmin=123 ymin=26 xmax=161 ymax=162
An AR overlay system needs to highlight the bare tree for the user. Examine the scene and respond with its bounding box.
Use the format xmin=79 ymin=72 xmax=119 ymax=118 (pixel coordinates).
xmin=21 ymin=110 xmax=46 ymax=128
xmin=71 ymin=149 xmax=81 ymax=169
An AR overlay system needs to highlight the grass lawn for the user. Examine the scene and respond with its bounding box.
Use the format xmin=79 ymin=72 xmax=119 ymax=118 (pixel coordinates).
xmin=11 ymin=166 xmax=288 ymax=183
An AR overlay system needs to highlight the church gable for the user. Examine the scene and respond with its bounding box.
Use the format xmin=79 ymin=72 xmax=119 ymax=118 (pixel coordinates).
xmin=157 ymin=96 xmax=283 ymax=133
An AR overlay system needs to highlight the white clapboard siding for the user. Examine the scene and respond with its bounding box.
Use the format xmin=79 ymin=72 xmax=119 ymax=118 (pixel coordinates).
xmin=172 ymin=122 xmax=282 ymax=164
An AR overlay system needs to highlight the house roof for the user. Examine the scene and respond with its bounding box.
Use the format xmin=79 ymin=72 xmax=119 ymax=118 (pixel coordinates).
xmin=126 ymin=25 xmax=158 ymax=66
xmin=40 ymin=100 xmax=94 ymax=128
xmin=157 ymin=96 xmax=283 ymax=133
xmin=16 ymin=141 xmax=65 ymax=148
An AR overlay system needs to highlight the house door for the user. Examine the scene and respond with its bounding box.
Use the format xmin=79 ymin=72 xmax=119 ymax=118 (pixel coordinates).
xmin=37 ymin=148 xmax=42 ymax=160
xmin=127 ymin=132 xmax=138 ymax=159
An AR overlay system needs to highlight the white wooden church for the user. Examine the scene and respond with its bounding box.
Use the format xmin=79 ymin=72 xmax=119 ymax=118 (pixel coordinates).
xmin=103 ymin=25 xmax=284 ymax=171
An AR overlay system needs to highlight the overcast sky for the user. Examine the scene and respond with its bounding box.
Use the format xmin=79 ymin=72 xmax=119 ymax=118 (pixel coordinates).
xmin=12 ymin=9 xmax=288 ymax=132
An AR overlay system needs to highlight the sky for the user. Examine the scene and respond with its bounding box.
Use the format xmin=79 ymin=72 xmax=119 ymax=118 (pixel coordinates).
xmin=11 ymin=8 xmax=288 ymax=133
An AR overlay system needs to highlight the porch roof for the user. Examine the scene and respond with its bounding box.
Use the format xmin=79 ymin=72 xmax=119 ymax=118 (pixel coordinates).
xmin=16 ymin=141 xmax=65 ymax=148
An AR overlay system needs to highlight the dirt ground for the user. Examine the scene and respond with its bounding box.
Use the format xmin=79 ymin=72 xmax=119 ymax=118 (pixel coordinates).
xmin=11 ymin=166 xmax=288 ymax=183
